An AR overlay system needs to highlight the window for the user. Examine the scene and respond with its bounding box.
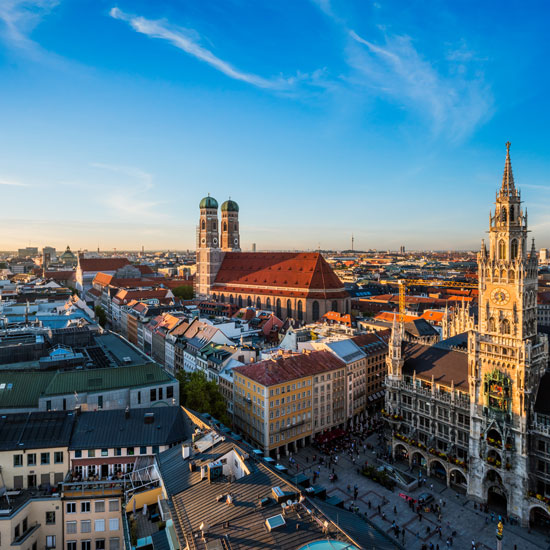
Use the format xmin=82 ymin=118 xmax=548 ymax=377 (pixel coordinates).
xmin=46 ymin=535 xmax=56 ymax=549
xmin=108 ymin=500 xmax=119 ymax=512
xmin=81 ymin=502 xmax=91 ymax=513
xmin=95 ymin=501 xmax=105 ymax=513
xmin=88 ymin=450 xmax=95 ymax=458
xmin=46 ymin=511 xmax=56 ymax=524
xmin=150 ymin=389 xmax=156 ymax=402
xmin=54 ymin=451 xmax=63 ymax=464
xmin=67 ymin=542 xmax=77 ymax=550
xmin=109 ymin=539 xmax=120 ymax=550
xmin=158 ymin=387 xmax=163 ymax=400
xmin=66 ymin=502 xmax=76 ymax=514
xmin=46 ymin=400 xmax=52 ymax=411
xmin=75 ymin=450 xmax=82 ymax=458
xmin=152 ymin=445 xmax=159 ymax=454
xmin=13 ymin=454 xmax=23 ymax=467
xmin=98 ymin=395 xmax=103 ymax=409
xmin=127 ymin=447 xmax=134 ymax=456
xmin=109 ymin=518 xmax=119 ymax=531
xmin=27 ymin=453 xmax=36 ymax=466
xmin=167 ymin=385 xmax=174 ymax=399
xmin=41 ymin=452 xmax=50 ymax=464
xmin=81 ymin=542 xmax=91 ymax=550
xmin=137 ymin=391 xmax=141 ymax=404
xmin=95 ymin=541 xmax=105 ymax=550
xmin=95 ymin=519 xmax=105 ymax=532
xmin=81 ymin=520 xmax=91 ymax=533
xmin=115 ymin=448 xmax=122 ymax=456
xmin=140 ymin=446 xmax=147 ymax=455
xmin=66 ymin=521 xmax=77 ymax=534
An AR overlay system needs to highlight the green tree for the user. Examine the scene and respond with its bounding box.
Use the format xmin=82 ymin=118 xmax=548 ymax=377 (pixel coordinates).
xmin=172 ymin=285 xmax=194 ymax=300
xmin=94 ymin=305 xmax=107 ymax=327
xmin=177 ymin=371 xmax=230 ymax=426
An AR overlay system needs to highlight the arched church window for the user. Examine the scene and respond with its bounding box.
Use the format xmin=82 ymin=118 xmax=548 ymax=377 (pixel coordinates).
xmin=266 ymin=298 xmax=271 ymax=311
xmin=238 ymin=296 xmax=243 ymax=308
xmin=276 ymin=299 xmax=281 ymax=318
xmin=511 ymin=239 xmax=518 ymax=259
xmin=287 ymin=299 xmax=292 ymax=318
xmin=501 ymin=319 xmax=510 ymax=334
xmin=220 ymin=294 xmax=225 ymax=303
xmin=332 ymin=300 xmax=338 ymax=313
xmin=500 ymin=269 xmax=506 ymax=280
xmin=201 ymin=220 xmax=206 ymax=230
xmin=297 ymin=301 xmax=303 ymax=321
xmin=223 ymin=222 xmax=227 ymax=231
xmin=247 ymin=296 xmax=252 ymax=307
xmin=510 ymin=206 xmax=515 ymax=222
xmin=256 ymin=297 xmax=261 ymax=310
xmin=312 ymin=301 xmax=320 ymax=321
xmin=498 ymin=240 xmax=506 ymax=260
xmin=501 ymin=207 xmax=507 ymax=223
xmin=509 ymin=269 xmax=515 ymax=281
xmin=229 ymin=295 xmax=234 ymax=304
xmin=488 ymin=317 xmax=496 ymax=332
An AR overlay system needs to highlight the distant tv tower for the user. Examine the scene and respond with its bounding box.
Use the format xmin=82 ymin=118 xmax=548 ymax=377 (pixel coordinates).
xmin=351 ymin=234 xmax=354 ymax=252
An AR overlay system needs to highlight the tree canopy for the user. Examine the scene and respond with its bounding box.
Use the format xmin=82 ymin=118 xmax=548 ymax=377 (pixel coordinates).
xmin=94 ymin=305 xmax=107 ymax=327
xmin=172 ymin=284 xmax=194 ymax=300
xmin=177 ymin=370 xmax=230 ymax=426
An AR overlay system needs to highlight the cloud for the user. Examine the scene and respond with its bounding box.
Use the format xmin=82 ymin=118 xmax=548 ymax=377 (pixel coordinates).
xmin=347 ymin=30 xmax=492 ymax=140
xmin=90 ymin=162 xmax=166 ymax=220
xmin=0 ymin=178 xmax=29 ymax=186
xmin=0 ymin=0 xmax=59 ymax=50
xmin=109 ymin=7 xmax=295 ymax=91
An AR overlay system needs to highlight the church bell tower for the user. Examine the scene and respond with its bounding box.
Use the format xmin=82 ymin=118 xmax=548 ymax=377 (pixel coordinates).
xmin=467 ymin=143 xmax=548 ymax=521
xmin=196 ymin=195 xmax=223 ymax=298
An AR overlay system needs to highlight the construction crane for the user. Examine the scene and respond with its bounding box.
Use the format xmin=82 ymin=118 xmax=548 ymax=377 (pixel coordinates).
xmin=381 ymin=278 xmax=478 ymax=323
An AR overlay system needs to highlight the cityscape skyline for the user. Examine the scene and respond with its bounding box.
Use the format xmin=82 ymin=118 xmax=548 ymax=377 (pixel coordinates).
xmin=1 ymin=1 xmax=550 ymax=250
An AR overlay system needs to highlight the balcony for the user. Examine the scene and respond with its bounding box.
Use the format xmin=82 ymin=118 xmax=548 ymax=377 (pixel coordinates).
xmin=12 ymin=522 xmax=40 ymax=546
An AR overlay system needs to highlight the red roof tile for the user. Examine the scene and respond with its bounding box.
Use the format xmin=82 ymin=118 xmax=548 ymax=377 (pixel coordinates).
xmin=234 ymin=350 xmax=345 ymax=386
xmin=79 ymin=257 xmax=130 ymax=272
xmin=212 ymin=252 xmax=347 ymax=298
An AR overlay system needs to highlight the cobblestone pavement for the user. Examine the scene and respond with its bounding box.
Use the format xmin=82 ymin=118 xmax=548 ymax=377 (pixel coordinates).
xmin=278 ymin=434 xmax=550 ymax=550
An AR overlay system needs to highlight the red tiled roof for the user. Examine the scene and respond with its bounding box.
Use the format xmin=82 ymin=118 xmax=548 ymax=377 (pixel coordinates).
xmin=79 ymin=257 xmax=130 ymax=272
xmin=44 ymin=270 xmax=74 ymax=281
xmin=113 ymin=289 xmax=170 ymax=304
xmin=212 ymin=252 xmax=347 ymax=298
xmin=374 ymin=311 xmax=419 ymax=323
xmin=234 ymin=350 xmax=345 ymax=386
xmin=136 ymin=265 xmax=155 ymax=275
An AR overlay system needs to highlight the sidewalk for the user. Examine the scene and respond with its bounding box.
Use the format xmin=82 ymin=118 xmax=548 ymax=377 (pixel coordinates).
xmin=280 ymin=435 xmax=550 ymax=550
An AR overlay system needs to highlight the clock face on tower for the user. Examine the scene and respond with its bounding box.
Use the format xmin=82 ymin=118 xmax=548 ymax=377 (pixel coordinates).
xmin=491 ymin=288 xmax=510 ymax=305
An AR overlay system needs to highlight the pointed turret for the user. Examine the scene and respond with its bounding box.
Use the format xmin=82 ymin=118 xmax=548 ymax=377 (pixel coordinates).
xmin=387 ymin=315 xmax=404 ymax=380
xmin=500 ymin=141 xmax=516 ymax=198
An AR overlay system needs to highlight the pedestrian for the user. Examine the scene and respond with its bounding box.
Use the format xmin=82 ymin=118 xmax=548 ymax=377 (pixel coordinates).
xmin=393 ymin=505 xmax=397 ymax=515
xmin=430 ymin=483 xmax=434 ymax=491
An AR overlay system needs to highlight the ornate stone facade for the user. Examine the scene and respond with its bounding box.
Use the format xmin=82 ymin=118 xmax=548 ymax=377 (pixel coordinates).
xmin=384 ymin=144 xmax=550 ymax=526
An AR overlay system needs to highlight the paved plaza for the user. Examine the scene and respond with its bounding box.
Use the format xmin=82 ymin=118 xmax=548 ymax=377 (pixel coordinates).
xmin=278 ymin=433 xmax=550 ymax=550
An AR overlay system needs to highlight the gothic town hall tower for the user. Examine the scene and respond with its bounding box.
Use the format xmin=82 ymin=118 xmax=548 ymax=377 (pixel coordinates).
xmin=467 ymin=143 xmax=548 ymax=519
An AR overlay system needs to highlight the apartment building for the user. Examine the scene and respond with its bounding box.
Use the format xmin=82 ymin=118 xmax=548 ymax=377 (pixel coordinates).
xmin=232 ymin=350 xmax=346 ymax=457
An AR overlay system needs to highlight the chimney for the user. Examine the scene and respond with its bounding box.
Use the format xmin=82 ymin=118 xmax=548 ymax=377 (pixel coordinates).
xmin=125 ymin=406 xmax=130 ymax=419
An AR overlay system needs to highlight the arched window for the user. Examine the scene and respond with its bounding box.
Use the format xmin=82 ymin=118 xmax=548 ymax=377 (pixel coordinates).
xmin=297 ymin=301 xmax=303 ymax=321
xmin=500 ymin=269 xmax=506 ymax=280
xmin=220 ymin=294 xmax=225 ymax=303
xmin=247 ymin=296 xmax=252 ymax=307
xmin=201 ymin=220 xmax=206 ymax=230
xmin=488 ymin=317 xmax=496 ymax=332
xmin=312 ymin=301 xmax=320 ymax=321
xmin=501 ymin=318 xmax=511 ymax=334
xmin=229 ymin=295 xmax=234 ymax=304
xmin=498 ymin=240 xmax=506 ymax=260
xmin=286 ymin=299 xmax=292 ymax=318
xmin=510 ymin=206 xmax=515 ymax=222
xmin=238 ymin=296 xmax=243 ymax=308
xmin=332 ymin=300 xmax=338 ymax=313
xmin=511 ymin=239 xmax=518 ymax=259
xmin=266 ymin=298 xmax=271 ymax=311
xmin=256 ymin=297 xmax=261 ymax=310
xmin=223 ymin=222 xmax=227 ymax=231
xmin=276 ymin=299 xmax=281 ymax=318
xmin=509 ymin=269 xmax=515 ymax=281
xmin=501 ymin=207 xmax=507 ymax=223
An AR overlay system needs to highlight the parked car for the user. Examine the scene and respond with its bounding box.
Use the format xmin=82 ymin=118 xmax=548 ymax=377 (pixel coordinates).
xmin=417 ymin=492 xmax=434 ymax=505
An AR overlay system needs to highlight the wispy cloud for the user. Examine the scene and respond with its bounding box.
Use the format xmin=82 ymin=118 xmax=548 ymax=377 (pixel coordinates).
xmin=347 ymin=30 xmax=492 ymax=140
xmin=0 ymin=0 xmax=59 ymax=51
xmin=0 ymin=178 xmax=29 ymax=187
xmin=90 ymin=162 xmax=166 ymax=220
xmin=109 ymin=7 xmax=297 ymax=91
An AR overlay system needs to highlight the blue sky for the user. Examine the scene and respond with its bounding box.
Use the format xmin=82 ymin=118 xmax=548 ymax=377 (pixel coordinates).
xmin=0 ymin=0 xmax=549 ymax=251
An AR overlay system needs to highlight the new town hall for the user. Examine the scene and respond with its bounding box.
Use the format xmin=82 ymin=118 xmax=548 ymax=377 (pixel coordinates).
xmin=384 ymin=143 xmax=550 ymax=526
